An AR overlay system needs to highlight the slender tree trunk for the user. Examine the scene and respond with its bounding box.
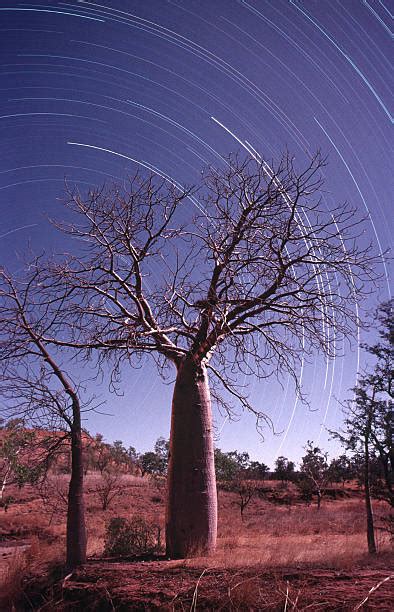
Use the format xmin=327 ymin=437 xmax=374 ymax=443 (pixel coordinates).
xmin=364 ymin=425 xmax=377 ymax=554
xmin=0 ymin=464 xmax=11 ymax=503
xmin=66 ymin=416 xmax=87 ymax=570
xmin=316 ymin=489 xmax=321 ymax=510
xmin=166 ymin=357 xmax=217 ymax=558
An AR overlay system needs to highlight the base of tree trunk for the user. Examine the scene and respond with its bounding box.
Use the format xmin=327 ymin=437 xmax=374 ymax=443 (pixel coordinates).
xmin=66 ymin=429 xmax=87 ymax=570
xmin=166 ymin=358 xmax=217 ymax=558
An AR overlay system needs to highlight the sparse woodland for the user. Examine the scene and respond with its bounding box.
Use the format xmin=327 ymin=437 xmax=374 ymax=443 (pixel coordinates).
xmin=0 ymin=153 xmax=392 ymax=609
xmin=0 ymin=429 xmax=393 ymax=609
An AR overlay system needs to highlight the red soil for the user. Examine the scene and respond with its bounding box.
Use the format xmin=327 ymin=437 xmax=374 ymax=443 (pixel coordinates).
xmin=63 ymin=560 xmax=394 ymax=610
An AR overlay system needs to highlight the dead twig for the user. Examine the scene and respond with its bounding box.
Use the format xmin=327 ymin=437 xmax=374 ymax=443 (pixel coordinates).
xmin=353 ymin=573 xmax=394 ymax=610
xmin=190 ymin=568 xmax=208 ymax=611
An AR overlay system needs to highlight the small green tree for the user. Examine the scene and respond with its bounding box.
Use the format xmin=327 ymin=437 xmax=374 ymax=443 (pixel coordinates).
xmin=139 ymin=439 xmax=169 ymax=478
xmin=328 ymin=455 xmax=353 ymax=487
xmin=214 ymin=448 xmax=243 ymax=482
xmin=274 ymin=456 xmax=295 ymax=484
xmin=92 ymin=435 xmax=112 ymax=475
xmin=139 ymin=452 xmax=161 ymax=477
xmin=0 ymin=420 xmax=44 ymax=505
xmin=127 ymin=446 xmax=138 ymax=468
xmin=332 ymin=300 xmax=393 ymax=550
xmin=227 ymin=451 xmax=250 ymax=471
xmin=299 ymin=442 xmax=330 ymax=509
xmin=154 ymin=437 xmax=169 ymax=470
xmin=214 ymin=448 xmax=266 ymax=483
xmin=247 ymin=461 xmax=269 ymax=481
xmin=110 ymin=440 xmax=130 ymax=471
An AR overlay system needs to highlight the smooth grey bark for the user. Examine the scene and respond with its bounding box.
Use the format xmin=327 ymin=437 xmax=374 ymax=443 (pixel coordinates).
xmin=66 ymin=410 xmax=87 ymax=570
xmin=165 ymin=358 xmax=217 ymax=558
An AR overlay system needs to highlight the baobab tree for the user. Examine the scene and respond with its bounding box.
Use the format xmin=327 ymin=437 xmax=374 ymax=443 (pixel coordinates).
xmin=35 ymin=151 xmax=379 ymax=558
xmin=0 ymin=266 xmax=93 ymax=570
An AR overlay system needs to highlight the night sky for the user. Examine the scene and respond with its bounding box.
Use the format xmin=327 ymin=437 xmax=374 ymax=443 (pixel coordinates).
xmin=0 ymin=1 xmax=392 ymax=465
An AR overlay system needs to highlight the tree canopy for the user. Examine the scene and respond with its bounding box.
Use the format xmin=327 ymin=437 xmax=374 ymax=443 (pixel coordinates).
xmin=28 ymin=151 xmax=381 ymax=427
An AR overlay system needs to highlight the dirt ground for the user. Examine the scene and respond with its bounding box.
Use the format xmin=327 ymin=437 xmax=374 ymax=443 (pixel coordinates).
xmin=1 ymin=474 xmax=393 ymax=610
xmin=62 ymin=559 xmax=394 ymax=610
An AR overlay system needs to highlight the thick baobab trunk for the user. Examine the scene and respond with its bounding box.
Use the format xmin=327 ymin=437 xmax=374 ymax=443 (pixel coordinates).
xmin=166 ymin=357 xmax=217 ymax=558
xmin=66 ymin=422 xmax=87 ymax=570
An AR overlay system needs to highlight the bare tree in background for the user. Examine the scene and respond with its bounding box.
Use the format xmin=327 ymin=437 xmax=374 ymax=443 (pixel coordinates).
xmin=0 ymin=267 xmax=97 ymax=570
xmin=95 ymin=469 xmax=123 ymax=511
xmin=228 ymin=479 xmax=259 ymax=521
xmin=299 ymin=441 xmax=330 ymax=510
xmin=29 ymin=152 xmax=380 ymax=558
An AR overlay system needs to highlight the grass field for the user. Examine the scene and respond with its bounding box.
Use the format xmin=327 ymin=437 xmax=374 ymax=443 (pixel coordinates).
xmin=1 ymin=473 xmax=393 ymax=609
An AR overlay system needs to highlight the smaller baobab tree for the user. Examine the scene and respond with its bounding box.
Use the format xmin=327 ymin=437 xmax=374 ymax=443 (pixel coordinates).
xmin=34 ymin=151 xmax=381 ymax=558
xmin=0 ymin=265 xmax=96 ymax=570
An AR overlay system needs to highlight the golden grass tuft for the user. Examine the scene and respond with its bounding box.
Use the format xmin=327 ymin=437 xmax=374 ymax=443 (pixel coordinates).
xmin=0 ymin=549 xmax=29 ymax=609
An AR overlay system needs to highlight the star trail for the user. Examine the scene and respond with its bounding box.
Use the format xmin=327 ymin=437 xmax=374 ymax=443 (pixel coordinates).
xmin=0 ymin=0 xmax=392 ymax=464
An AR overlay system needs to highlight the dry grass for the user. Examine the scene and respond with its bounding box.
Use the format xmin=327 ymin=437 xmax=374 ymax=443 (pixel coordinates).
xmin=0 ymin=549 xmax=28 ymax=609
xmin=203 ymin=533 xmax=370 ymax=569
xmin=1 ymin=473 xmax=393 ymax=608
xmin=0 ymin=535 xmax=48 ymax=609
xmin=190 ymin=494 xmax=392 ymax=570
xmin=1 ymin=474 xmax=392 ymax=567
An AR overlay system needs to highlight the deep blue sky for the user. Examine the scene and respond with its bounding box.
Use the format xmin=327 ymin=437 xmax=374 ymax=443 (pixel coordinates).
xmin=0 ymin=1 xmax=392 ymax=466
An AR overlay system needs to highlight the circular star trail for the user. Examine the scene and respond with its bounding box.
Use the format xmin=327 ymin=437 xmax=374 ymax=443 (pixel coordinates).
xmin=0 ymin=0 xmax=392 ymax=464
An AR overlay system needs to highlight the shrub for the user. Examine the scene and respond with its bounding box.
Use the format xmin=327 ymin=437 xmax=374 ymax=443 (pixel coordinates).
xmin=104 ymin=516 xmax=160 ymax=556
xmin=379 ymin=512 xmax=394 ymax=541
xmin=0 ymin=494 xmax=15 ymax=511
xmin=296 ymin=477 xmax=314 ymax=504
